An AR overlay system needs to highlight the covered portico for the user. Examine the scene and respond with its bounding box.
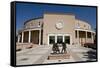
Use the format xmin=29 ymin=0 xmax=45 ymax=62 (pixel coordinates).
xmin=17 ymin=27 xmax=42 ymax=45
xmin=75 ymin=29 xmax=95 ymax=45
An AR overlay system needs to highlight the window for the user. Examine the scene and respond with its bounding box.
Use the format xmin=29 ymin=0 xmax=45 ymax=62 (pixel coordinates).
xmin=75 ymin=31 xmax=77 ymax=38
xmin=77 ymin=23 xmax=80 ymax=28
xmin=87 ymin=32 xmax=91 ymax=38
xmin=64 ymin=36 xmax=70 ymax=44
xmin=79 ymin=31 xmax=86 ymax=38
xmin=39 ymin=22 xmax=40 ymax=25
xmin=49 ymin=36 xmax=55 ymax=44
xmin=57 ymin=36 xmax=63 ymax=44
xmin=88 ymin=26 xmax=90 ymax=29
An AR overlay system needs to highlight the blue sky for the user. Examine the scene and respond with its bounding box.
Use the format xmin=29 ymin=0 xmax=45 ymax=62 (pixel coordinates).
xmin=16 ymin=3 xmax=97 ymax=31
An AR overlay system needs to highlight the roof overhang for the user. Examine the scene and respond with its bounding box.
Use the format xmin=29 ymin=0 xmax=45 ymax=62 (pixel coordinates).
xmin=18 ymin=27 xmax=42 ymax=33
xmin=75 ymin=28 xmax=95 ymax=33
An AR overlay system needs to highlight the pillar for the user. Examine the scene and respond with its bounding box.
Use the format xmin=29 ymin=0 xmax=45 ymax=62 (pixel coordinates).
xmin=77 ymin=30 xmax=79 ymax=45
xmin=91 ymin=32 xmax=94 ymax=43
xmin=39 ymin=29 xmax=41 ymax=45
xmin=17 ymin=35 xmax=21 ymax=43
xmin=28 ymin=30 xmax=31 ymax=43
xmin=86 ymin=31 xmax=87 ymax=43
xmin=21 ymin=32 xmax=24 ymax=43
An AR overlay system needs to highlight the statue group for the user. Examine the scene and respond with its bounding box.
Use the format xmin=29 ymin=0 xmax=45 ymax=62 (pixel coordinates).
xmin=52 ymin=42 xmax=67 ymax=54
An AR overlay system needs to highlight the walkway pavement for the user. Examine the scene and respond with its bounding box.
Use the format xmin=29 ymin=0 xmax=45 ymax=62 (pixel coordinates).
xmin=43 ymin=45 xmax=96 ymax=63
xmin=16 ymin=45 xmax=97 ymax=65
xmin=16 ymin=45 xmax=52 ymax=65
xmin=67 ymin=45 xmax=96 ymax=61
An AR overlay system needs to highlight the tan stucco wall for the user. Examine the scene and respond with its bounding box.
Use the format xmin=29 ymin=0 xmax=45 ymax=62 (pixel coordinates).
xmin=75 ymin=19 xmax=91 ymax=30
xmin=20 ymin=13 xmax=95 ymax=45
xmin=24 ymin=18 xmax=43 ymax=29
xmin=43 ymin=13 xmax=76 ymax=45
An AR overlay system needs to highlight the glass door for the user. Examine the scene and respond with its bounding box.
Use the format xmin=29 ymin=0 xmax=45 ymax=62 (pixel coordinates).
xmin=64 ymin=36 xmax=70 ymax=44
xmin=49 ymin=36 xmax=55 ymax=44
xmin=57 ymin=36 xmax=63 ymax=44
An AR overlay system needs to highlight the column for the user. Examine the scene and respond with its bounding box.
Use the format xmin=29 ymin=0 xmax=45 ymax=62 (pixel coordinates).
xmin=17 ymin=35 xmax=20 ymax=43
xmin=28 ymin=30 xmax=31 ymax=43
xmin=39 ymin=29 xmax=41 ymax=45
xmin=91 ymin=33 xmax=94 ymax=43
xmin=77 ymin=30 xmax=79 ymax=45
xmin=86 ymin=31 xmax=87 ymax=43
xmin=21 ymin=32 xmax=24 ymax=43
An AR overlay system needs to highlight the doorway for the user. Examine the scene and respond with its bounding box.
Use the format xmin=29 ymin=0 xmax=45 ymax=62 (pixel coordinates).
xmin=48 ymin=34 xmax=71 ymax=45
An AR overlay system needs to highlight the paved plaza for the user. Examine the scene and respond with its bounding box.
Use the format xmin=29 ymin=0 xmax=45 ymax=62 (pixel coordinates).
xmin=16 ymin=45 xmax=96 ymax=65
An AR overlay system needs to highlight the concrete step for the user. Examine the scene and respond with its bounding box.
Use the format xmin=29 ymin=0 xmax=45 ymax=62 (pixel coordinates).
xmin=48 ymin=53 xmax=70 ymax=60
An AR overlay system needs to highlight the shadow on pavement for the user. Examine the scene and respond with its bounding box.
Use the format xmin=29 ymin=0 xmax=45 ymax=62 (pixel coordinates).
xmin=82 ymin=49 xmax=97 ymax=61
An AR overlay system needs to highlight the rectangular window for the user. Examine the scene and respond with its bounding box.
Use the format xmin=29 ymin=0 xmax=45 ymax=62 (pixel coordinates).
xmin=75 ymin=31 xmax=77 ymax=38
xmin=64 ymin=36 xmax=70 ymax=44
xmin=87 ymin=32 xmax=91 ymax=38
xmin=79 ymin=31 xmax=86 ymax=38
xmin=49 ymin=36 xmax=55 ymax=44
xmin=57 ymin=36 xmax=63 ymax=44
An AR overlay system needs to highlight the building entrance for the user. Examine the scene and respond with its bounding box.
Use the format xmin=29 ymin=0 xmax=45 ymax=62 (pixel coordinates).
xmin=57 ymin=36 xmax=63 ymax=44
xmin=48 ymin=34 xmax=71 ymax=45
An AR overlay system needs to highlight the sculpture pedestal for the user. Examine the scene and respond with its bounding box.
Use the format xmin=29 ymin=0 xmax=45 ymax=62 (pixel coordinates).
xmin=48 ymin=53 xmax=70 ymax=60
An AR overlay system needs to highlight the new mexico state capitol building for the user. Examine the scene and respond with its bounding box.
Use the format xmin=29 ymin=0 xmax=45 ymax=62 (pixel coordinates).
xmin=17 ymin=12 xmax=95 ymax=46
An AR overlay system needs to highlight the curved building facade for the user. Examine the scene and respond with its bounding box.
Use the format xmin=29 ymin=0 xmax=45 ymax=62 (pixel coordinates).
xmin=17 ymin=12 xmax=95 ymax=46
